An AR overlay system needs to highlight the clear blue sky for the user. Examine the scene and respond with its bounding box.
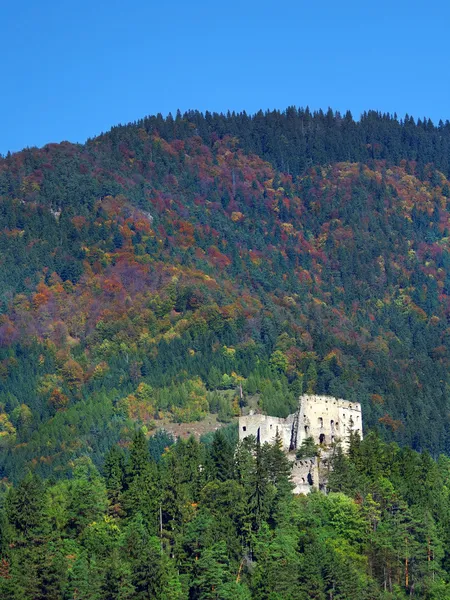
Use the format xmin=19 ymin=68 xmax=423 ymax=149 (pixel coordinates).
xmin=2 ymin=0 xmax=450 ymax=155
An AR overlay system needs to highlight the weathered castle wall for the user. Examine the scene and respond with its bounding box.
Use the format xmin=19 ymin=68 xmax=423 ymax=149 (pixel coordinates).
xmin=238 ymin=394 xmax=363 ymax=494
xmin=290 ymin=456 xmax=320 ymax=494
xmin=296 ymin=395 xmax=363 ymax=450
xmin=238 ymin=413 xmax=293 ymax=449
xmin=239 ymin=395 xmax=362 ymax=452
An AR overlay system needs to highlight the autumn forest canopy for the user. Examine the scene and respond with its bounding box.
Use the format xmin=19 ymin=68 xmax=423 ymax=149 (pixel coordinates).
xmin=1 ymin=106 xmax=450 ymax=597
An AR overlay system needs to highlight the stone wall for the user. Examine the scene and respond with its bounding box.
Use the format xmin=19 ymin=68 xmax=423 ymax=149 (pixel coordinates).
xmin=290 ymin=456 xmax=320 ymax=494
xmin=238 ymin=413 xmax=294 ymax=449
xmin=296 ymin=394 xmax=363 ymax=451
xmin=239 ymin=395 xmax=362 ymax=452
xmin=238 ymin=394 xmax=363 ymax=494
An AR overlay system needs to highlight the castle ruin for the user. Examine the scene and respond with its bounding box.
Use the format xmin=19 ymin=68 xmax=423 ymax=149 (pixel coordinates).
xmin=239 ymin=394 xmax=363 ymax=494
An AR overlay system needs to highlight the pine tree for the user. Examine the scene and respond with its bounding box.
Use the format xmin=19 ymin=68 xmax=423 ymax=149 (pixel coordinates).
xmin=159 ymin=449 xmax=192 ymax=538
xmin=6 ymin=472 xmax=47 ymax=541
xmin=121 ymin=514 xmax=167 ymax=599
xmin=192 ymin=541 xmax=234 ymax=600
xmin=266 ymin=431 xmax=293 ymax=495
xmin=100 ymin=547 xmax=135 ymax=600
xmin=126 ymin=429 xmax=151 ymax=482
xmin=122 ymin=430 xmax=159 ymax=531
xmin=328 ymin=444 xmax=360 ymax=495
xmin=248 ymin=440 xmax=272 ymax=533
xmin=251 ymin=524 xmax=301 ymax=600
xmin=66 ymin=552 xmax=102 ymax=600
xmin=66 ymin=458 xmax=108 ymax=536
xmin=210 ymin=430 xmax=234 ymax=482
xmin=103 ymin=445 xmax=126 ymax=512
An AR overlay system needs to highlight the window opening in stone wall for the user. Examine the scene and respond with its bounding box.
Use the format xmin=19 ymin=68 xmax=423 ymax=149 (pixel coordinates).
xmin=319 ymin=433 xmax=325 ymax=444
xmin=318 ymin=417 xmax=323 ymax=427
xmin=270 ymin=424 xmax=272 ymax=429
xmin=307 ymin=472 xmax=314 ymax=485
xmin=243 ymin=426 xmax=246 ymax=432
xmin=330 ymin=420 xmax=334 ymax=427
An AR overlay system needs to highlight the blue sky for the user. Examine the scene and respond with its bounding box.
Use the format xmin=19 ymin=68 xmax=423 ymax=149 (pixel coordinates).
xmin=2 ymin=0 xmax=450 ymax=154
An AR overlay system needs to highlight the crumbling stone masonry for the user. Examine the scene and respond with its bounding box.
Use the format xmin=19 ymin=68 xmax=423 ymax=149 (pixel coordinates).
xmin=239 ymin=394 xmax=363 ymax=494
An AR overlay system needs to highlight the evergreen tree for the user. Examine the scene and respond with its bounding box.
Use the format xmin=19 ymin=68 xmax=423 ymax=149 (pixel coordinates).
xmin=121 ymin=429 xmax=160 ymax=530
xmin=6 ymin=472 xmax=47 ymax=541
xmin=104 ymin=445 xmax=126 ymax=502
xmin=210 ymin=430 xmax=234 ymax=482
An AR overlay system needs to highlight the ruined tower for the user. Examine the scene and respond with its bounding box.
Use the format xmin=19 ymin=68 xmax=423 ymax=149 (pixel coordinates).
xmin=238 ymin=394 xmax=363 ymax=494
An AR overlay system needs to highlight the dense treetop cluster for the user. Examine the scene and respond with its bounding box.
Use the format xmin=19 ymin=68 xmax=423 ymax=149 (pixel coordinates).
xmin=112 ymin=107 xmax=450 ymax=178
xmin=2 ymin=428 xmax=450 ymax=598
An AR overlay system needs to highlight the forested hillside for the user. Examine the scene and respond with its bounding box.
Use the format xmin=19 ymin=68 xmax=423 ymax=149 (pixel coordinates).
xmin=1 ymin=107 xmax=450 ymax=597
xmin=0 ymin=108 xmax=450 ymax=478
xmin=1 ymin=428 xmax=450 ymax=598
